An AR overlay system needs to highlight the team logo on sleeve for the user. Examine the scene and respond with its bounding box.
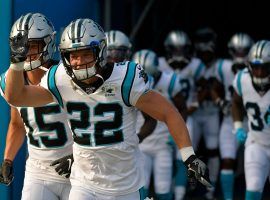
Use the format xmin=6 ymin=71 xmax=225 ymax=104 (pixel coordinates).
xmin=139 ymin=70 xmax=148 ymax=83
xmin=136 ymin=64 xmax=148 ymax=83
xmin=101 ymin=84 xmax=117 ymax=97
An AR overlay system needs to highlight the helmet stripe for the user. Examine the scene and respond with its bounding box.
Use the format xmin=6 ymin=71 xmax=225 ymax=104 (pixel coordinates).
xmin=255 ymin=41 xmax=261 ymax=59
xmin=138 ymin=51 xmax=142 ymax=65
xmin=239 ymin=33 xmax=242 ymax=46
xmin=142 ymin=51 xmax=150 ymax=69
xmin=74 ymin=19 xmax=79 ymax=42
xmin=259 ymin=41 xmax=268 ymax=59
xmin=257 ymin=41 xmax=265 ymax=59
xmin=19 ymin=13 xmax=32 ymax=31
xmin=71 ymin=20 xmax=76 ymax=43
xmin=107 ymin=31 xmax=111 ymax=44
xmin=18 ymin=15 xmax=25 ymax=31
xmin=113 ymin=31 xmax=116 ymax=43
xmin=76 ymin=19 xmax=84 ymax=42
xmin=23 ymin=13 xmax=33 ymax=30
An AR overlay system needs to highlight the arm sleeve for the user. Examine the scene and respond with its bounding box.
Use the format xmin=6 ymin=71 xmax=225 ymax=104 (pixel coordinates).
xmin=0 ymin=71 xmax=7 ymax=96
xmin=193 ymin=60 xmax=205 ymax=81
xmin=216 ymin=59 xmax=224 ymax=83
xmin=40 ymin=65 xmax=64 ymax=107
xmin=233 ymin=70 xmax=244 ymax=97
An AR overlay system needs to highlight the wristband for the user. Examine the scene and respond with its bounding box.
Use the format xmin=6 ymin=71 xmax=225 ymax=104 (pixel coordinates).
xmin=180 ymin=146 xmax=195 ymax=162
xmin=4 ymin=159 xmax=13 ymax=165
xmin=234 ymin=121 xmax=243 ymax=130
xmin=10 ymin=62 xmax=24 ymax=71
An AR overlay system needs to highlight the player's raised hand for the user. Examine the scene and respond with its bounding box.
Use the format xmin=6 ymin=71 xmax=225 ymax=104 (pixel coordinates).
xmin=0 ymin=159 xmax=14 ymax=186
xmin=184 ymin=155 xmax=212 ymax=188
xmin=50 ymin=154 xmax=74 ymax=178
xmin=10 ymin=24 xmax=29 ymax=64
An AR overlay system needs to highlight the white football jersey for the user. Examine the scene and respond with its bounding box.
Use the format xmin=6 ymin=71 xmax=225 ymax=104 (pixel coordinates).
xmin=158 ymin=57 xmax=205 ymax=80
xmin=159 ymin=57 xmax=204 ymax=105
xmin=40 ymin=61 xmax=151 ymax=195
xmin=158 ymin=56 xmax=172 ymax=73
xmin=139 ymin=71 xmax=182 ymax=150
xmin=0 ymin=71 xmax=73 ymax=182
xmin=233 ymin=69 xmax=270 ymax=146
xmin=215 ymin=59 xmax=234 ymax=101
xmin=195 ymin=59 xmax=227 ymax=115
xmin=176 ymin=58 xmax=205 ymax=106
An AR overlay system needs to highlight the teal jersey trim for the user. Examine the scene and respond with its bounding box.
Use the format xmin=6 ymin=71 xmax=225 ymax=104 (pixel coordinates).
xmin=0 ymin=73 xmax=6 ymax=94
xmin=194 ymin=62 xmax=204 ymax=80
xmin=246 ymin=191 xmax=262 ymax=200
xmin=218 ymin=59 xmax=224 ymax=84
xmin=48 ymin=65 xmax=64 ymax=108
xmin=168 ymin=73 xmax=177 ymax=98
xmin=121 ymin=61 xmax=137 ymax=107
xmin=139 ymin=187 xmax=146 ymax=200
xmin=148 ymin=75 xmax=154 ymax=89
xmin=237 ymin=70 xmax=244 ymax=96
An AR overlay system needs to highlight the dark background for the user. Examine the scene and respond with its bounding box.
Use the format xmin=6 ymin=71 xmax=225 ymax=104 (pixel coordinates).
xmin=102 ymin=0 xmax=269 ymax=58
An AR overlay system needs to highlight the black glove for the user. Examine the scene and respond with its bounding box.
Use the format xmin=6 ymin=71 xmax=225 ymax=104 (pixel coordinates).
xmin=184 ymin=155 xmax=212 ymax=188
xmin=216 ymin=98 xmax=231 ymax=115
xmin=50 ymin=154 xmax=74 ymax=178
xmin=0 ymin=159 xmax=14 ymax=186
xmin=10 ymin=25 xmax=29 ymax=64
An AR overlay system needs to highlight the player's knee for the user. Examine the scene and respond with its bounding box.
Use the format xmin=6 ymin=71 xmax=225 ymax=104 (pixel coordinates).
xmin=246 ymin=176 xmax=265 ymax=192
xmin=155 ymin=182 xmax=171 ymax=194
xmin=206 ymin=148 xmax=219 ymax=158
xmin=221 ymin=158 xmax=235 ymax=170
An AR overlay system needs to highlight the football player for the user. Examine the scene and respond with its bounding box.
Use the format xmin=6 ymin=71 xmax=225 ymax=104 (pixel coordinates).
xmin=105 ymin=30 xmax=132 ymax=63
xmin=133 ymin=49 xmax=187 ymax=200
xmin=232 ymin=40 xmax=270 ymax=200
xmin=4 ymin=18 xmax=211 ymax=200
xmin=192 ymin=27 xmax=225 ymax=199
xmin=228 ymin=33 xmax=254 ymax=74
xmin=105 ymin=30 xmax=156 ymax=143
xmin=0 ymin=13 xmax=73 ymax=200
xmin=159 ymin=30 xmax=205 ymax=199
xmin=213 ymin=32 xmax=253 ymax=200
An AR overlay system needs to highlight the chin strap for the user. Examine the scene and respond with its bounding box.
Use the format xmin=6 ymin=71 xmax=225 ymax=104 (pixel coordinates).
xmin=70 ymin=74 xmax=105 ymax=95
xmin=95 ymin=74 xmax=104 ymax=82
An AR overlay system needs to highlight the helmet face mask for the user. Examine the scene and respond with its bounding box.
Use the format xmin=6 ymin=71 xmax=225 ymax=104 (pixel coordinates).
xmin=194 ymin=28 xmax=217 ymax=65
xmin=229 ymin=47 xmax=250 ymax=59
xmin=248 ymin=62 xmax=270 ymax=92
xmin=164 ymin=30 xmax=192 ymax=70
xmin=62 ymin=48 xmax=99 ymax=81
xmin=105 ymin=30 xmax=131 ymax=63
xmin=132 ymin=49 xmax=159 ymax=78
xmin=231 ymin=62 xmax=248 ymax=74
xmin=10 ymin=13 xmax=56 ymax=71
xmin=228 ymin=33 xmax=254 ymax=73
xmin=107 ymin=46 xmax=131 ymax=63
xmin=59 ymin=19 xmax=107 ymax=86
xmin=248 ymin=40 xmax=270 ymax=93
xmin=194 ymin=41 xmax=216 ymax=65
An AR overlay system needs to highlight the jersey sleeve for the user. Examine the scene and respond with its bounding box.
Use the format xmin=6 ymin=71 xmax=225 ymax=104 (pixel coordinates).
xmin=0 ymin=71 xmax=7 ymax=96
xmin=40 ymin=65 xmax=64 ymax=108
xmin=121 ymin=62 xmax=151 ymax=107
xmin=216 ymin=59 xmax=224 ymax=84
xmin=233 ymin=70 xmax=244 ymax=97
xmin=193 ymin=59 xmax=205 ymax=81
xmin=170 ymin=73 xmax=182 ymax=98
